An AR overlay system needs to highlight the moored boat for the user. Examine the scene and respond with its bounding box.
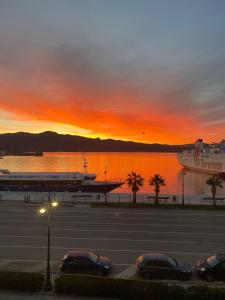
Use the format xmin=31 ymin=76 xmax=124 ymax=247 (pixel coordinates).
xmin=0 ymin=170 xmax=123 ymax=192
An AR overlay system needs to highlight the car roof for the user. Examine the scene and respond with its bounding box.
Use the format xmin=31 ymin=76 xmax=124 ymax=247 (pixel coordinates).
xmin=142 ymin=253 xmax=170 ymax=261
xmin=66 ymin=251 xmax=91 ymax=257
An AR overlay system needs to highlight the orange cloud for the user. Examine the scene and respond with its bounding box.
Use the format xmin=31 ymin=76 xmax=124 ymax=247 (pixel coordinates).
xmin=0 ymin=86 xmax=202 ymax=144
xmin=0 ymin=49 xmax=224 ymax=145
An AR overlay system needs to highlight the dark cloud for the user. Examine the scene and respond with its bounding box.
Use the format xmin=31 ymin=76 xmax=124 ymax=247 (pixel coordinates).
xmin=0 ymin=0 xmax=225 ymax=142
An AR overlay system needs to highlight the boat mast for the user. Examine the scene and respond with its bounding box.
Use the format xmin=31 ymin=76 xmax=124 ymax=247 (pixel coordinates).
xmin=104 ymin=166 xmax=107 ymax=184
xmin=83 ymin=154 xmax=88 ymax=174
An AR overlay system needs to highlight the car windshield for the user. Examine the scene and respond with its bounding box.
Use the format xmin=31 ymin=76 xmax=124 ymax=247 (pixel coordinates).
xmin=167 ymin=257 xmax=177 ymax=268
xmin=207 ymin=255 xmax=219 ymax=267
xmin=89 ymin=252 xmax=98 ymax=263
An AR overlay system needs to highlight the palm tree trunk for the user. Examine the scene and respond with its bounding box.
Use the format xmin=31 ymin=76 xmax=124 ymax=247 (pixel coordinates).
xmin=213 ymin=193 xmax=216 ymax=207
xmin=155 ymin=192 xmax=159 ymax=206
xmin=104 ymin=193 xmax=107 ymax=205
xmin=133 ymin=192 xmax=136 ymax=204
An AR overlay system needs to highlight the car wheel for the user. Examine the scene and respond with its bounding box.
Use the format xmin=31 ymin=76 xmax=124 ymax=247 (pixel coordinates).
xmin=102 ymin=270 xmax=108 ymax=276
xmin=61 ymin=267 xmax=73 ymax=274
xmin=95 ymin=269 xmax=104 ymax=276
xmin=179 ymin=272 xmax=189 ymax=281
xmin=205 ymin=274 xmax=213 ymax=282
xmin=142 ymin=271 xmax=151 ymax=280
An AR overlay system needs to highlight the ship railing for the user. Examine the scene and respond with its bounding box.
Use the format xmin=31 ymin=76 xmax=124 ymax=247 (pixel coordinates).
xmin=92 ymin=180 xmax=123 ymax=185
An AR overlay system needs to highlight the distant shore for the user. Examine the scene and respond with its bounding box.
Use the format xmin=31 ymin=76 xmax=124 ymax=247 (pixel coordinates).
xmin=0 ymin=131 xmax=192 ymax=153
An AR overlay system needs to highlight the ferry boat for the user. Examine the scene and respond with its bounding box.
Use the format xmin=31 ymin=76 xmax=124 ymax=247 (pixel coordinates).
xmin=0 ymin=170 xmax=123 ymax=192
xmin=177 ymin=139 xmax=225 ymax=175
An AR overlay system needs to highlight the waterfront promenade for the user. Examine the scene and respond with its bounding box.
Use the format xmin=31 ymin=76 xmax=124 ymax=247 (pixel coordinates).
xmin=1 ymin=191 xmax=225 ymax=206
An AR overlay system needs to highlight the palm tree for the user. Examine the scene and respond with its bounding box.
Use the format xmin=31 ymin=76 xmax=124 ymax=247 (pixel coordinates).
xmin=149 ymin=174 xmax=166 ymax=206
xmin=206 ymin=176 xmax=223 ymax=207
xmin=126 ymin=172 xmax=144 ymax=204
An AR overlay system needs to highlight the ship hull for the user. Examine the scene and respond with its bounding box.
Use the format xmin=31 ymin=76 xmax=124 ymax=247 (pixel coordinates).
xmin=0 ymin=182 xmax=122 ymax=193
xmin=177 ymin=152 xmax=225 ymax=175
xmin=179 ymin=162 xmax=225 ymax=176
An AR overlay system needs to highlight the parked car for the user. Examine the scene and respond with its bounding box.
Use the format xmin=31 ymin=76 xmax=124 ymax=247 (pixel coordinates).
xmin=196 ymin=254 xmax=225 ymax=281
xmin=60 ymin=250 xmax=112 ymax=275
xmin=136 ymin=253 xmax=192 ymax=280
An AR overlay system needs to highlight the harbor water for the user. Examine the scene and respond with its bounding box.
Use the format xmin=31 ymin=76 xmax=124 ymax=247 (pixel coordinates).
xmin=1 ymin=152 xmax=225 ymax=198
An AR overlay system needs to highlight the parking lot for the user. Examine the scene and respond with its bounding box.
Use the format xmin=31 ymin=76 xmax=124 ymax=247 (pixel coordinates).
xmin=0 ymin=202 xmax=225 ymax=282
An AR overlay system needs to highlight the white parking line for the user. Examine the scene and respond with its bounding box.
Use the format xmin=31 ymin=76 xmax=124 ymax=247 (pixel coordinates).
xmin=0 ymin=219 xmax=224 ymax=229
xmin=23 ymin=262 xmax=46 ymax=273
xmin=0 ymin=226 xmax=224 ymax=236
xmin=0 ymin=213 xmax=223 ymax=223
xmin=0 ymin=245 xmax=213 ymax=256
xmin=114 ymin=265 xmax=136 ymax=279
xmin=1 ymin=208 xmax=225 ymax=217
xmin=0 ymin=234 xmax=223 ymax=246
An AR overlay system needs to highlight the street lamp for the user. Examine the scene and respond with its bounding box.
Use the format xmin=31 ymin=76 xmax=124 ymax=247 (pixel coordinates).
xmin=104 ymin=166 xmax=107 ymax=205
xmin=182 ymin=171 xmax=186 ymax=206
xmin=39 ymin=192 xmax=58 ymax=291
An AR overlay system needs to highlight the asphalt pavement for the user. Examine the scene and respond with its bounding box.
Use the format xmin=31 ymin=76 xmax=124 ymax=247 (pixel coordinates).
xmin=0 ymin=202 xmax=225 ymax=282
xmin=0 ymin=290 xmax=114 ymax=300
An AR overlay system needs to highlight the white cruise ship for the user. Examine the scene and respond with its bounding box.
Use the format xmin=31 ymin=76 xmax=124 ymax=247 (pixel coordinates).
xmin=177 ymin=139 xmax=225 ymax=175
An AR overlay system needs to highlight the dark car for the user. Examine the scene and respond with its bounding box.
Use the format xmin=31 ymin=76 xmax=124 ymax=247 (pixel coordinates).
xmin=60 ymin=250 xmax=111 ymax=275
xmin=136 ymin=253 xmax=192 ymax=280
xmin=196 ymin=254 xmax=225 ymax=281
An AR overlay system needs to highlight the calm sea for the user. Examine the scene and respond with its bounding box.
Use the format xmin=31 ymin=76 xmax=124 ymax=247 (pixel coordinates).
xmin=1 ymin=152 xmax=224 ymax=195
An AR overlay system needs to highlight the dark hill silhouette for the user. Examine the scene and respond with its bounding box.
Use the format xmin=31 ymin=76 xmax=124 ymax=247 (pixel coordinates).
xmin=0 ymin=131 xmax=193 ymax=153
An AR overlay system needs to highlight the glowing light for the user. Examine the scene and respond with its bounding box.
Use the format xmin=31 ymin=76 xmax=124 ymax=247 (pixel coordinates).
xmin=52 ymin=201 xmax=58 ymax=207
xmin=39 ymin=207 xmax=47 ymax=214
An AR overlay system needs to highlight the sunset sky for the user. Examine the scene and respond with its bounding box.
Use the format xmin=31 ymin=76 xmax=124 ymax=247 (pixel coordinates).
xmin=0 ymin=0 xmax=225 ymax=144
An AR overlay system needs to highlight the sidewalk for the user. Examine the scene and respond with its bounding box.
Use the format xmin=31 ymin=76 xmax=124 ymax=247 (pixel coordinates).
xmin=0 ymin=291 xmax=117 ymax=300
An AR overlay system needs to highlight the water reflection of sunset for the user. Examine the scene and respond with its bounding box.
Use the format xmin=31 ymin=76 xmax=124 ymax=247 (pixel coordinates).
xmin=45 ymin=152 xmax=181 ymax=193
xmin=2 ymin=152 xmax=224 ymax=195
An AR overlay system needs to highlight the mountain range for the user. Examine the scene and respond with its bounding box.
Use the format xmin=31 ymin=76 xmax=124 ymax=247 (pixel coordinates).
xmin=0 ymin=131 xmax=192 ymax=153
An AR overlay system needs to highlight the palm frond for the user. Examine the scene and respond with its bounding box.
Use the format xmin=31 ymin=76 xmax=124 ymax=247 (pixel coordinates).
xmin=126 ymin=171 xmax=144 ymax=192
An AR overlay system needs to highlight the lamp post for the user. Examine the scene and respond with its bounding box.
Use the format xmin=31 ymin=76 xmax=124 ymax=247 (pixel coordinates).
xmin=39 ymin=192 xmax=58 ymax=291
xmin=104 ymin=166 xmax=107 ymax=205
xmin=182 ymin=171 xmax=186 ymax=206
